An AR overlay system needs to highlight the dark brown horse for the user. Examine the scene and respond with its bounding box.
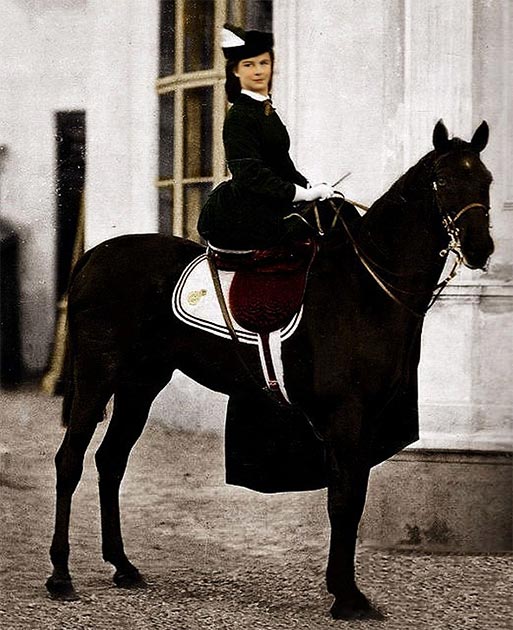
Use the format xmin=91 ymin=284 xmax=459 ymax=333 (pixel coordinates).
xmin=46 ymin=121 xmax=494 ymax=619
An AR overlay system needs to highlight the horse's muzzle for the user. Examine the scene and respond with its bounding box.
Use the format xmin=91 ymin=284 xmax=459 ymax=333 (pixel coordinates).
xmin=462 ymin=237 xmax=494 ymax=270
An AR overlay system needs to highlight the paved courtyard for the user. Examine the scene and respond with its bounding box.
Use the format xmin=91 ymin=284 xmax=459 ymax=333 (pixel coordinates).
xmin=0 ymin=389 xmax=511 ymax=629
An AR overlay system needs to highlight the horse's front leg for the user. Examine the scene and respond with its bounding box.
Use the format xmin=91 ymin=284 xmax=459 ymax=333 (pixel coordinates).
xmin=325 ymin=407 xmax=382 ymax=620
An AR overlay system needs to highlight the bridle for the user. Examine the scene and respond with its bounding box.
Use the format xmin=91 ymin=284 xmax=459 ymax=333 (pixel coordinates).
xmin=432 ymin=185 xmax=490 ymax=261
xmin=430 ymin=150 xmax=490 ymax=261
xmin=293 ymin=170 xmax=489 ymax=317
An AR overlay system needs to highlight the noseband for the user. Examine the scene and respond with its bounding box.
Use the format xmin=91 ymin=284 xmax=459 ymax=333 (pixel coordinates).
xmin=432 ymin=181 xmax=490 ymax=260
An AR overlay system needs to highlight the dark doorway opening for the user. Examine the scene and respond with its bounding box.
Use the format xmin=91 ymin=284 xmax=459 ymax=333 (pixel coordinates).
xmin=55 ymin=111 xmax=86 ymax=299
xmin=0 ymin=217 xmax=23 ymax=386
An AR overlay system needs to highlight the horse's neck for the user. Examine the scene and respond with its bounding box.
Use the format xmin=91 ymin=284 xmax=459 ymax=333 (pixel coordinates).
xmin=359 ymin=158 xmax=446 ymax=283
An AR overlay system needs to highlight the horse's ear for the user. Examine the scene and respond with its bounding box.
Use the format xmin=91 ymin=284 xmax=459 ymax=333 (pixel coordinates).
xmin=470 ymin=120 xmax=489 ymax=153
xmin=433 ymin=119 xmax=450 ymax=152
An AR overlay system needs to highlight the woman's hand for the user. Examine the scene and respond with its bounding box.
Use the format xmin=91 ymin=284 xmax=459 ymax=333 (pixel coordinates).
xmin=293 ymin=183 xmax=335 ymax=202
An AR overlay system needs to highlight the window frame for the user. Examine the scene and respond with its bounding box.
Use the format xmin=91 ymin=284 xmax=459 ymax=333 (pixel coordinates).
xmin=157 ymin=0 xmax=248 ymax=238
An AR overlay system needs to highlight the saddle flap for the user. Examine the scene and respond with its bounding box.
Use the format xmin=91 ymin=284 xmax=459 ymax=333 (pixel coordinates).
xmin=226 ymin=240 xmax=317 ymax=334
xmin=229 ymin=270 xmax=308 ymax=333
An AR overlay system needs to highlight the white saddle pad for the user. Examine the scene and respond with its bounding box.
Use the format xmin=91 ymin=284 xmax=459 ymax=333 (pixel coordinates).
xmin=172 ymin=254 xmax=304 ymax=403
xmin=172 ymin=254 xmax=303 ymax=345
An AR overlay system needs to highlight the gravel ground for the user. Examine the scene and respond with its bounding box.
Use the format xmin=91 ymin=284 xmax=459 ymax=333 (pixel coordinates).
xmin=0 ymin=389 xmax=511 ymax=630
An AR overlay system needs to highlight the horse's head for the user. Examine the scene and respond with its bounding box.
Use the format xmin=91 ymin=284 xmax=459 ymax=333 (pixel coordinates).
xmin=431 ymin=120 xmax=494 ymax=270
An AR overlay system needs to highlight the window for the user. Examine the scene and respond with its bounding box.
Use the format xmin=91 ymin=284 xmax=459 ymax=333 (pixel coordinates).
xmin=157 ymin=0 xmax=272 ymax=240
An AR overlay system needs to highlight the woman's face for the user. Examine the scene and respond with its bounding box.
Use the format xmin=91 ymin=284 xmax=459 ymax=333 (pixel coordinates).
xmin=234 ymin=52 xmax=272 ymax=95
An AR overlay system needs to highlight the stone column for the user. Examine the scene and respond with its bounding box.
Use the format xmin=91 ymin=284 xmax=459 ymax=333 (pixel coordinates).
xmin=403 ymin=0 xmax=474 ymax=165
xmin=410 ymin=0 xmax=513 ymax=455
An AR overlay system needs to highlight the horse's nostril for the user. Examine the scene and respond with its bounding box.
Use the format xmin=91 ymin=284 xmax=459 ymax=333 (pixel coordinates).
xmin=463 ymin=245 xmax=494 ymax=270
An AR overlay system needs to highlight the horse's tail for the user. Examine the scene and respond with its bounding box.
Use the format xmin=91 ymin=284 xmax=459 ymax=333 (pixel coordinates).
xmin=60 ymin=247 xmax=96 ymax=427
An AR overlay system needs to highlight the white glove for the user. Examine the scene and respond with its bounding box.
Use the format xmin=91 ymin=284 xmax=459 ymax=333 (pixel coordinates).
xmin=293 ymin=183 xmax=335 ymax=203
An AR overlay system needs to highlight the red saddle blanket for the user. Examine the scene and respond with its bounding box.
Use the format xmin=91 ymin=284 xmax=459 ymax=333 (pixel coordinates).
xmin=211 ymin=240 xmax=317 ymax=334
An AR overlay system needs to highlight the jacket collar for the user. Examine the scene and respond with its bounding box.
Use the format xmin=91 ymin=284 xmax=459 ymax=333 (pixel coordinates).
xmin=240 ymin=89 xmax=270 ymax=102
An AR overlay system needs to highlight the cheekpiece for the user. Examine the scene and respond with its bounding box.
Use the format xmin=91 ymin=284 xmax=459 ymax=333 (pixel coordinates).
xmin=221 ymin=23 xmax=274 ymax=61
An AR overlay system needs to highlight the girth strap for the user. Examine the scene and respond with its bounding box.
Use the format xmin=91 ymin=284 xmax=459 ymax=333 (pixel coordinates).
xmin=206 ymin=250 xmax=289 ymax=405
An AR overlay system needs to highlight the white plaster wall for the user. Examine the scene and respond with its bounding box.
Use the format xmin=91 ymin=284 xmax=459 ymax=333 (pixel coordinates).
xmin=85 ymin=0 xmax=159 ymax=249
xmin=0 ymin=0 xmax=90 ymax=370
xmin=274 ymin=0 xmax=390 ymax=205
xmin=150 ymin=372 xmax=228 ymax=434
xmin=0 ymin=0 xmax=159 ymax=371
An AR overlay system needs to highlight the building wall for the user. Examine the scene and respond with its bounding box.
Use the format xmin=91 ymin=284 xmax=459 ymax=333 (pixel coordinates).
xmin=0 ymin=0 xmax=90 ymax=371
xmin=0 ymin=0 xmax=159 ymax=372
xmin=85 ymin=0 xmax=159 ymax=250
xmin=270 ymin=0 xmax=512 ymax=550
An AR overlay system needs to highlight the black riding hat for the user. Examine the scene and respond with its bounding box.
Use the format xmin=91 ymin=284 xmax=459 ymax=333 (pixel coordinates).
xmin=221 ymin=23 xmax=274 ymax=61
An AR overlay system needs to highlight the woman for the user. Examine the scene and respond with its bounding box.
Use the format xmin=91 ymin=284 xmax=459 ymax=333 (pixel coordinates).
xmin=197 ymin=24 xmax=334 ymax=251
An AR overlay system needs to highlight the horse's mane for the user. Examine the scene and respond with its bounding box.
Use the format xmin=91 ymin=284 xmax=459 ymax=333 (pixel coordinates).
xmin=364 ymin=152 xmax=435 ymax=224
xmin=363 ymin=137 xmax=473 ymax=225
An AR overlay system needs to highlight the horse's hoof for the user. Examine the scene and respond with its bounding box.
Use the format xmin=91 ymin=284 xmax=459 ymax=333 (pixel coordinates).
xmin=330 ymin=592 xmax=384 ymax=620
xmin=46 ymin=575 xmax=80 ymax=601
xmin=113 ymin=569 xmax=147 ymax=589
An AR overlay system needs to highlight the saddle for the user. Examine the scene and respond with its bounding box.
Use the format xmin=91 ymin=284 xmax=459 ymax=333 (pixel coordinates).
xmin=209 ymin=239 xmax=317 ymax=334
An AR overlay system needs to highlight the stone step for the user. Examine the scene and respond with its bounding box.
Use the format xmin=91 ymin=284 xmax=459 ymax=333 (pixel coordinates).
xmin=360 ymin=449 xmax=513 ymax=552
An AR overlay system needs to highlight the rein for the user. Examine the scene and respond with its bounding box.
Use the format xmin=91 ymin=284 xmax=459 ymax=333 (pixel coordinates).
xmin=327 ymin=197 xmax=436 ymax=318
xmin=452 ymin=202 xmax=489 ymax=223
xmin=299 ymin=187 xmax=485 ymax=318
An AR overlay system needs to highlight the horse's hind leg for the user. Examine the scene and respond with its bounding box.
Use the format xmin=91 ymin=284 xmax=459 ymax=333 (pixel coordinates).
xmin=46 ymin=384 xmax=112 ymax=600
xmin=94 ymin=382 xmax=165 ymax=588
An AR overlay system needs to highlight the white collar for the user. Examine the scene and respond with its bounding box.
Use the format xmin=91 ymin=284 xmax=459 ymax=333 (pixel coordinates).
xmin=241 ymin=89 xmax=270 ymax=102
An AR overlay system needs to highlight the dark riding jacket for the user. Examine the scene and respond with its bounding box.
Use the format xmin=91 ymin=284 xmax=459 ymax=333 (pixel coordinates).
xmin=197 ymin=93 xmax=308 ymax=250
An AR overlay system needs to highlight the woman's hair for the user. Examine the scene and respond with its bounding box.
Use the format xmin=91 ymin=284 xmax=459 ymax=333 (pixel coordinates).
xmin=224 ymin=49 xmax=274 ymax=103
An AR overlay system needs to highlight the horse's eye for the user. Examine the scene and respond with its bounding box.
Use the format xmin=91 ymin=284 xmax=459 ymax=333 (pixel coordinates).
xmin=437 ymin=177 xmax=447 ymax=187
